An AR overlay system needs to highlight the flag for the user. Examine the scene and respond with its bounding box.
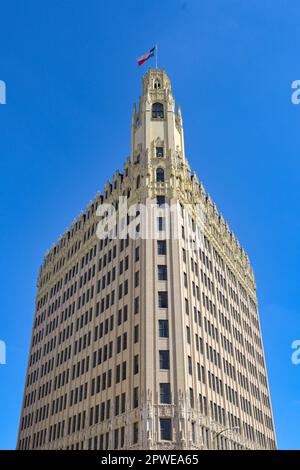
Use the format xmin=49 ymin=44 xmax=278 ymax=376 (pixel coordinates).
xmin=137 ymin=46 xmax=155 ymax=66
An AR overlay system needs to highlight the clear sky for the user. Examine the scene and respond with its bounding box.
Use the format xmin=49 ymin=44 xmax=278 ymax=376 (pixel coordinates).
xmin=0 ymin=0 xmax=299 ymax=450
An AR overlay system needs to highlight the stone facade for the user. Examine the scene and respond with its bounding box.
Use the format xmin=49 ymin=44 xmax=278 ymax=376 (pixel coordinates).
xmin=17 ymin=69 xmax=276 ymax=450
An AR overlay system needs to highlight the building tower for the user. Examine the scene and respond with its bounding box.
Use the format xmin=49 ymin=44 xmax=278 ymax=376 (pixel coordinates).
xmin=17 ymin=69 xmax=276 ymax=450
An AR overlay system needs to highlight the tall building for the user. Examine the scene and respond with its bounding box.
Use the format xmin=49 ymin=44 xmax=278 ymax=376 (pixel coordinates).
xmin=17 ymin=69 xmax=276 ymax=450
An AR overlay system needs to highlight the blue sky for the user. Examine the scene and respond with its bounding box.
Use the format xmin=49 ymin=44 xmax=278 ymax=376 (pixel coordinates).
xmin=0 ymin=0 xmax=299 ymax=450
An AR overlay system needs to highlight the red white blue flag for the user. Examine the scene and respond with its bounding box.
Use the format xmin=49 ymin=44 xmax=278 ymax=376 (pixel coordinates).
xmin=137 ymin=46 xmax=155 ymax=66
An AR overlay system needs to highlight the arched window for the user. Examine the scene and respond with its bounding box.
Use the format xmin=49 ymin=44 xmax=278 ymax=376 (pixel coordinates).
xmin=152 ymin=102 xmax=164 ymax=119
xmin=154 ymin=79 xmax=161 ymax=90
xmin=156 ymin=168 xmax=165 ymax=183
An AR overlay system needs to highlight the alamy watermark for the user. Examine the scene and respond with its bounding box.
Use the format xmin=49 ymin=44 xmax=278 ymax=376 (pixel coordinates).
xmin=291 ymin=80 xmax=300 ymax=105
xmin=291 ymin=340 xmax=300 ymax=365
xmin=0 ymin=80 xmax=6 ymax=104
xmin=0 ymin=340 xmax=6 ymax=365
xmin=95 ymin=197 xmax=205 ymax=252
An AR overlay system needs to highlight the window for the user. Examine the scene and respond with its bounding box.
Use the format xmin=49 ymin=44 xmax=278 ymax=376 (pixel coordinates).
xmin=133 ymin=387 xmax=139 ymax=408
xmin=117 ymin=336 xmax=121 ymax=353
xmin=116 ymin=365 xmax=120 ymax=383
xmin=123 ymin=305 xmax=128 ymax=322
xmin=114 ymin=429 xmax=119 ymax=449
xmin=158 ymin=291 xmax=168 ymax=308
xmin=188 ymin=356 xmax=192 ymax=375
xmin=156 ymin=147 xmax=164 ymax=158
xmin=134 ymin=325 xmax=139 ymax=343
xmin=152 ymin=102 xmax=164 ymax=119
xmin=159 ymin=350 xmax=170 ymax=369
xmin=191 ymin=421 xmax=196 ymax=444
xmin=160 ymin=383 xmax=171 ymax=404
xmin=160 ymin=418 xmax=172 ymax=441
xmin=185 ymin=298 xmax=189 ymax=315
xmin=133 ymin=422 xmax=139 ymax=444
xmin=121 ymin=392 xmax=126 ymax=413
xmin=186 ymin=326 xmax=191 ymax=344
xmin=122 ymin=361 xmax=126 ymax=380
xmin=158 ymin=265 xmax=167 ymax=281
xmin=159 ymin=319 xmax=169 ymax=337
xmin=136 ymin=175 xmax=141 ymax=189
xmin=157 ymin=240 xmax=166 ymax=255
xmin=189 ymin=387 xmax=194 ymax=408
xmin=156 ymin=167 xmax=165 ymax=182
xmin=115 ymin=396 xmax=120 ymax=416
xmin=156 ymin=195 xmax=165 ymax=207
xmin=157 ymin=217 xmax=165 ymax=231
xmin=133 ymin=355 xmax=139 ymax=374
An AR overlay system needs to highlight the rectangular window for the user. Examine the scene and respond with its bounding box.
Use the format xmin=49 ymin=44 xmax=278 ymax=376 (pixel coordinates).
xmin=158 ymin=319 xmax=169 ymax=337
xmin=117 ymin=336 xmax=121 ymax=354
xmin=114 ymin=429 xmax=119 ymax=450
xmin=160 ymin=418 xmax=172 ymax=441
xmin=189 ymin=387 xmax=194 ymax=408
xmin=133 ymin=355 xmax=139 ymax=374
xmin=158 ymin=291 xmax=168 ymax=308
xmin=122 ymin=361 xmax=126 ymax=380
xmin=158 ymin=265 xmax=167 ymax=281
xmin=133 ymin=422 xmax=139 ymax=444
xmin=157 ymin=240 xmax=166 ymax=255
xmin=133 ymin=387 xmax=139 ymax=408
xmin=186 ymin=326 xmax=191 ymax=344
xmin=116 ymin=364 xmax=120 ymax=383
xmin=192 ymin=421 xmax=196 ymax=444
xmin=134 ymin=297 xmax=139 ymax=314
xmin=188 ymin=356 xmax=192 ymax=375
xmin=158 ymin=217 xmax=165 ymax=231
xmin=121 ymin=392 xmax=126 ymax=413
xmin=134 ymin=325 xmax=139 ymax=343
xmin=185 ymin=298 xmax=189 ymax=315
xmin=160 ymin=383 xmax=171 ymax=404
xmin=115 ymin=396 xmax=120 ymax=416
xmin=159 ymin=350 xmax=170 ymax=369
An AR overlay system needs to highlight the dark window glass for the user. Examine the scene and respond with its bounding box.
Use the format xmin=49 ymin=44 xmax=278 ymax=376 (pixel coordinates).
xmin=157 ymin=240 xmax=166 ymax=255
xmin=152 ymin=102 xmax=164 ymax=119
xmin=133 ymin=355 xmax=139 ymax=374
xmin=159 ymin=350 xmax=170 ymax=369
xmin=156 ymin=195 xmax=165 ymax=207
xmin=158 ymin=291 xmax=168 ymax=308
xmin=133 ymin=422 xmax=139 ymax=444
xmin=133 ymin=387 xmax=139 ymax=408
xmin=156 ymin=147 xmax=164 ymax=157
xmin=156 ymin=168 xmax=165 ymax=182
xmin=158 ymin=265 xmax=167 ymax=281
xmin=160 ymin=418 xmax=172 ymax=440
xmin=158 ymin=217 xmax=165 ymax=231
xmin=158 ymin=319 xmax=169 ymax=338
xmin=160 ymin=383 xmax=171 ymax=404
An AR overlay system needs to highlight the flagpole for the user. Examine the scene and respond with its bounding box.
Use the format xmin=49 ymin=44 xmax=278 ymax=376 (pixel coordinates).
xmin=155 ymin=44 xmax=158 ymax=69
